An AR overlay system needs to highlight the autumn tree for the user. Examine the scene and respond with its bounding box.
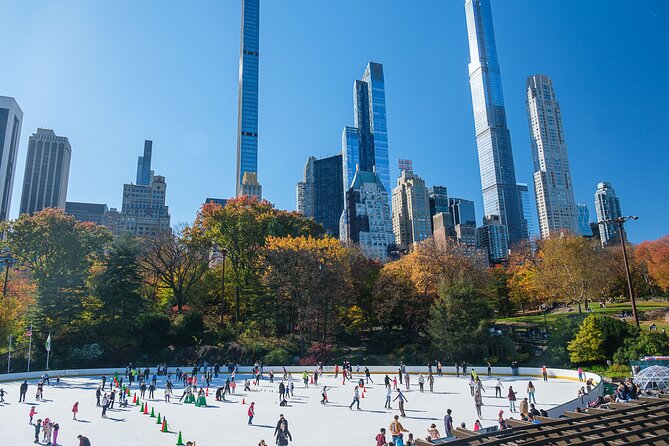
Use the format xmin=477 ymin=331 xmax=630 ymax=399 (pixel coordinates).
xmin=567 ymin=314 xmax=634 ymax=364
xmin=261 ymin=235 xmax=350 ymax=343
xmin=532 ymin=234 xmax=612 ymax=312
xmin=636 ymin=235 xmax=669 ymax=293
xmin=507 ymin=240 xmax=544 ymax=314
xmin=372 ymin=265 xmax=428 ymax=335
xmin=139 ymin=226 xmax=210 ymax=313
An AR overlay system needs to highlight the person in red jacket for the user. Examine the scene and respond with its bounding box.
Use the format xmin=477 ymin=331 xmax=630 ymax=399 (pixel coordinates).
xmin=375 ymin=428 xmax=388 ymax=446
xmin=248 ymin=402 xmax=255 ymax=425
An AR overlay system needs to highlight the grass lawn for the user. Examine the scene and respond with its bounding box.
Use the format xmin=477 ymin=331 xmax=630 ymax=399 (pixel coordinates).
xmin=498 ymin=301 xmax=669 ymax=325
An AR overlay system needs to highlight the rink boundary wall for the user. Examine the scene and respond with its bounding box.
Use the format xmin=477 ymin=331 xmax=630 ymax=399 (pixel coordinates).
xmin=0 ymin=365 xmax=603 ymax=416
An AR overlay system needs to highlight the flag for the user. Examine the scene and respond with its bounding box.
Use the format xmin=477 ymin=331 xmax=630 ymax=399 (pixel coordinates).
xmin=25 ymin=329 xmax=32 ymax=337
xmin=45 ymin=333 xmax=51 ymax=352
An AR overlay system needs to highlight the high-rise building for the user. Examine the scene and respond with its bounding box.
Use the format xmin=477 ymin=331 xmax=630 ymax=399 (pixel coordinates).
xmin=450 ymin=197 xmax=477 ymax=247
xmin=296 ymin=156 xmax=315 ymax=217
xmin=392 ymin=169 xmax=431 ymax=251
xmin=0 ymin=96 xmax=23 ymax=221
xmin=65 ymin=202 xmax=108 ymax=225
xmin=313 ymin=155 xmax=343 ymax=237
xmin=576 ymin=202 xmax=593 ymax=237
xmin=136 ymin=140 xmax=153 ymax=186
xmin=19 ymin=129 xmax=71 ymax=215
xmin=526 ymin=74 xmax=578 ymax=238
xmin=594 ymin=181 xmax=622 ymax=246
xmin=118 ymin=143 xmax=170 ymax=237
xmin=428 ymin=186 xmax=450 ymax=219
xmin=342 ymin=170 xmax=394 ymax=262
xmin=236 ymin=0 xmax=262 ymax=198
xmin=477 ymin=214 xmax=509 ymax=264
xmin=205 ymin=198 xmax=228 ymax=207
xmin=341 ymin=62 xmax=390 ymax=197
xmin=517 ymin=183 xmax=536 ymax=241
xmin=465 ymin=0 xmax=526 ymax=244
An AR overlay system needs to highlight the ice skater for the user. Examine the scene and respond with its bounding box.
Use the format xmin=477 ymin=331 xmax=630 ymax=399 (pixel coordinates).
xmin=248 ymin=402 xmax=255 ymax=425
xmin=349 ymin=386 xmax=361 ymax=410
xmin=393 ymin=389 xmax=408 ymax=417
xmin=0 ymin=388 xmax=6 ymax=402
xmin=72 ymin=401 xmax=79 ymax=420
xmin=385 ymin=385 xmax=392 ymax=409
xmin=320 ymin=386 xmax=328 ymax=404
xmin=19 ymin=380 xmax=28 ymax=402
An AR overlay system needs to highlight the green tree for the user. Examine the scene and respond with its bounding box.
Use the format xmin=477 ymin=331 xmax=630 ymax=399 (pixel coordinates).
xmin=613 ymin=330 xmax=669 ymax=363
xmin=0 ymin=208 xmax=111 ymax=328
xmin=372 ymin=266 xmax=428 ymax=335
xmin=545 ymin=317 xmax=582 ymax=366
xmin=568 ymin=314 xmax=634 ymax=364
xmin=428 ymin=279 xmax=493 ymax=362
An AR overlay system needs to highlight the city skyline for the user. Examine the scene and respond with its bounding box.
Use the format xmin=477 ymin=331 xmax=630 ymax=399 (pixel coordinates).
xmin=0 ymin=1 xmax=667 ymax=242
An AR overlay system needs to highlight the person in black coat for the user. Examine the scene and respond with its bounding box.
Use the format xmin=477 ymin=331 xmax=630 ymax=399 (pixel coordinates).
xmin=19 ymin=380 xmax=28 ymax=402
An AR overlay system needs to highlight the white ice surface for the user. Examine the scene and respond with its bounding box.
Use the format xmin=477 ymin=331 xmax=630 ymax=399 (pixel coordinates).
xmin=0 ymin=371 xmax=582 ymax=445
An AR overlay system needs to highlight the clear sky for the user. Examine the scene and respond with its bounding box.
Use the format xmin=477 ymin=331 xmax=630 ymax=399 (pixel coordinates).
xmin=1 ymin=1 xmax=667 ymax=243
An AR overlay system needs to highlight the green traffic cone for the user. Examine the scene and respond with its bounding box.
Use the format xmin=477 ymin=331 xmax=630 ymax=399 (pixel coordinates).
xmin=176 ymin=430 xmax=183 ymax=445
xmin=156 ymin=413 xmax=162 ymax=424
xmin=150 ymin=407 xmax=155 ymax=418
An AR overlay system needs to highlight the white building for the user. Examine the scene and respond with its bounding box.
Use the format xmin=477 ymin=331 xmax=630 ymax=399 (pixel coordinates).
xmin=341 ymin=170 xmax=395 ymax=261
xmin=392 ymin=169 xmax=431 ymax=251
xmin=296 ymin=156 xmax=315 ymax=216
xmin=594 ymin=181 xmax=622 ymax=246
xmin=0 ymin=96 xmax=23 ymax=221
xmin=526 ymin=75 xmax=578 ymax=239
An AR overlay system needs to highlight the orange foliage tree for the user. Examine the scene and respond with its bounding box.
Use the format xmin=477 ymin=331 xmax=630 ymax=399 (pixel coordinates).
xmin=636 ymin=235 xmax=669 ymax=292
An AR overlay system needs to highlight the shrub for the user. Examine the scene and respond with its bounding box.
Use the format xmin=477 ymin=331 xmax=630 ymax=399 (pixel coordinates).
xmin=264 ymin=348 xmax=291 ymax=365
xmin=68 ymin=343 xmax=104 ymax=367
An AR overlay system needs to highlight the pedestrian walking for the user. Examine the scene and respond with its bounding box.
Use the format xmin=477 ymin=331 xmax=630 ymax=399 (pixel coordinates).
xmin=393 ymin=389 xmax=408 ymax=417
xmin=248 ymin=402 xmax=255 ymax=425
xmin=508 ymin=386 xmax=518 ymax=412
xmin=72 ymin=401 xmax=79 ymax=420
xmin=349 ymin=386 xmax=361 ymax=410
xmin=389 ymin=414 xmax=408 ymax=444
xmin=443 ymin=409 xmax=453 ymax=437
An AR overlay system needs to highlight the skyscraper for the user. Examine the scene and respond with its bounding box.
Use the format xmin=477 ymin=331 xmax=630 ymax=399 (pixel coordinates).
xmin=236 ymin=0 xmax=262 ymax=199
xmin=118 ymin=142 xmax=170 ymax=237
xmin=19 ymin=129 xmax=72 ymax=215
xmin=526 ymin=74 xmax=578 ymax=238
xmin=296 ymin=156 xmax=315 ymax=217
xmin=392 ymin=169 xmax=431 ymax=251
xmin=576 ymin=202 xmax=593 ymax=237
xmin=343 ymin=170 xmax=395 ymax=262
xmin=594 ymin=181 xmax=622 ymax=246
xmin=465 ymin=0 xmax=526 ymax=244
xmin=313 ymin=155 xmax=343 ymax=237
xmin=341 ymin=62 xmax=391 ymax=197
xmin=65 ymin=202 xmax=108 ymax=225
xmin=477 ymin=214 xmax=509 ymax=264
xmin=428 ymin=186 xmax=450 ymax=219
xmin=517 ymin=183 xmax=536 ymax=241
xmin=136 ymin=140 xmax=153 ymax=185
xmin=0 ymin=96 xmax=23 ymax=221
xmin=450 ymin=197 xmax=477 ymax=247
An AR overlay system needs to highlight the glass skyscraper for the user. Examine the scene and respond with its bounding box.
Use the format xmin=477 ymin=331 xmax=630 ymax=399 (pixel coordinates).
xmin=236 ymin=0 xmax=261 ymax=197
xmin=342 ymin=62 xmax=391 ymax=198
xmin=594 ymin=181 xmax=623 ymax=246
xmin=526 ymin=74 xmax=578 ymax=238
xmin=313 ymin=155 xmax=344 ymax=238
xmin=465 ymin=0 xmax=526 ymax=244
xmin=576 ymin=202 xmax=593 ymax=237
xmin=136 ymin=140 xmax=153 ymax=186
xmin=517 ymin=183 xmax=536 ymax=241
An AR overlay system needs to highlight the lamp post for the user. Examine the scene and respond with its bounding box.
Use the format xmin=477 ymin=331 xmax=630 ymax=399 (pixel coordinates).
xmin=219 ymin=248 xmax=228 ymax=326
xmin=0 ymin=251 xmax=15 ymax=296
xmin=601 ymin=216 xmax=639 ymax=328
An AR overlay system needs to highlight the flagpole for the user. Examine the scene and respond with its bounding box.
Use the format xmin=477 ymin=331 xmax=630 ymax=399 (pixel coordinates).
xmin=27 ymin=321 xmax=32 ymax=372
xmin=7 ymin=335 xmax=11 ymax=374
xmin=45 ymin=332 xmax=51 ymax=370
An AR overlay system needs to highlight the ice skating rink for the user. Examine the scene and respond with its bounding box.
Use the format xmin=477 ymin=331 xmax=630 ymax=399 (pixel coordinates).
xmin=0 ymin=371 xmax=585 ymax=445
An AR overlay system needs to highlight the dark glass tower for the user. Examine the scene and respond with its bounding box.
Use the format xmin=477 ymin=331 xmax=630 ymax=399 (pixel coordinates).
xmin=313 ymin=155 xmax=343 ymax=237
xmin=236 ymin=0 xmax=261 ymax=197
xmin=465 ymin=0 xmax=527 ymax=244
xmin=136 ymin=140 xmax=153 ymax=185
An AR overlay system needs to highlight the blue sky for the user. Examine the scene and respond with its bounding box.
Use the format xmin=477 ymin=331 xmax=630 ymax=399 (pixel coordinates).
xmin=1 ymin=1 xmax=667 ymax=242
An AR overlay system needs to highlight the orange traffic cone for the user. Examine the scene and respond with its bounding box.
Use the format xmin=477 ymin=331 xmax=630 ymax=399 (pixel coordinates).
xmin=242 ymin=398 xmax=246 ymax=405
xmin=310 ymin=376 xmax=314 ymax=384
xmin=206 ymin=387 xmax=209 ymax=397
xmin=144 ymin=403 xmax=149 ymax=415
xmin=361 ymin=391 xmax=365 ymax=398
xmin=132 ymin=393 xmax=137 ymax=404
xmin=161 ymin=418 xmax=168 ymax=432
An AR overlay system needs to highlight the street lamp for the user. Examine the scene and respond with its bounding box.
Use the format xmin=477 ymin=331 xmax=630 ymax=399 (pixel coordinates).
xmin=218 ymin=248 xmax=228 ymax=326
xmin=0 ymin=251 xmax=15 ymax=296
xmin=600 ymin=216 xmax=639 ymax=327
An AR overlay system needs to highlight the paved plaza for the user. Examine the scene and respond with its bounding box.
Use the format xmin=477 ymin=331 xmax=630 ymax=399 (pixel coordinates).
xmin=0 ymin=370 xmax=584 ymax=445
